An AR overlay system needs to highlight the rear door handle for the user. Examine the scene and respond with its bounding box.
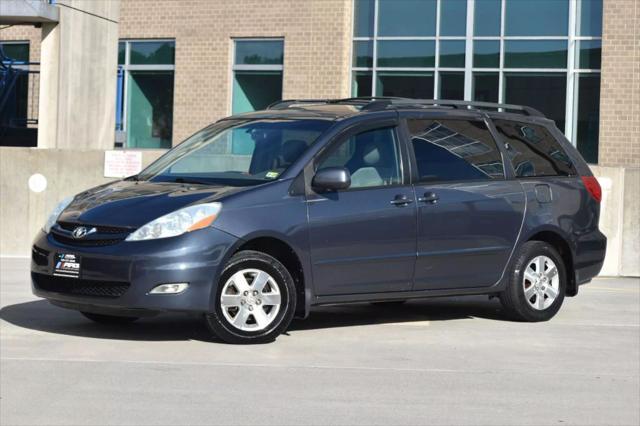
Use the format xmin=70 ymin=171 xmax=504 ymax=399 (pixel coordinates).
xmin=390 ymin=194 xmax=414 ymax=206
xmin=418 ymin=192 xmax=439 ymax=204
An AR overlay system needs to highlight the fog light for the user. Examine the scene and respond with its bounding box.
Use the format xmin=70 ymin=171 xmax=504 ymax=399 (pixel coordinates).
xmin=150 ymin=283 xmax=189 ymax=294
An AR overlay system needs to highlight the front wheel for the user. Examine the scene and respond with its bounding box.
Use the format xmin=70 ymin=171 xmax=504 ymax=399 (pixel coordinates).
xmin=205 ymin=250 xmax=296 ymax=344
xmin=500 ymin=241 xmax=566 ymax=322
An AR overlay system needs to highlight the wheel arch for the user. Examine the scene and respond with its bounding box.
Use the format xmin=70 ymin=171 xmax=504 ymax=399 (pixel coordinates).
xmin=233 ymin=236 xmax=309 ymax=318
xmin=526 ymin=229 xmax=577 ymax=296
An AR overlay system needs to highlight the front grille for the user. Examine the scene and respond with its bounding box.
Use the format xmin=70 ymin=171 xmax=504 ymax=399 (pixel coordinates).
xmin=51 ymin=233 xmax=123 ymax=247
xmin=51 ymin=222 xmax=132 ymax=247
xmin=32 ymin=272 xmax=130 ymax=298
xmin=57 ymin=222 xmax=132 ymax=234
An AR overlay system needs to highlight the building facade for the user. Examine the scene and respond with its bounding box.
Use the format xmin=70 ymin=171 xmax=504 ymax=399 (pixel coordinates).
xmin=0 ymin=0 xmax=638 ymax=275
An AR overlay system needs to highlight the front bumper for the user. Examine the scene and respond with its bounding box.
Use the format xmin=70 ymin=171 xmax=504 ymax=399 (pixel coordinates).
xmin=31 ymin=227 xmax=239 ymax=315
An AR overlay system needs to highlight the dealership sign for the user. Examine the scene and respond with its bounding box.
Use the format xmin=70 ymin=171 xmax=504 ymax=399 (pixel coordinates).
xmin=104 ymin=150 xmax=142 ymax=178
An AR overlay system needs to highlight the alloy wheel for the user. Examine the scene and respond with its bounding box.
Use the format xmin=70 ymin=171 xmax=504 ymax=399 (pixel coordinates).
xmin=522 ymin=255 xmax=560 ymax=310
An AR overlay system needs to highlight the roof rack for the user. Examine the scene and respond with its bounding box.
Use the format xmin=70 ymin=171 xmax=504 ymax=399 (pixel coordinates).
xmin=266 ymin=97 xmax=544 ymax=117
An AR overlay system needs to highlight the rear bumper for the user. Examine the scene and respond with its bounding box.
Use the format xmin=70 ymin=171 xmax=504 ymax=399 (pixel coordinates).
xmin=574 ymin=228 xmax=607 ymax=285
xmin=30 ymin=227 xmax=239 ymax=315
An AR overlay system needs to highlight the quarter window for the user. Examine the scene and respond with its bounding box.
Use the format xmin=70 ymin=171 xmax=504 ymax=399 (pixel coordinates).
xmin=493 ymin=120 xmax=576 ymax=177
xmin=408 ymin=119 xmax=504 ymax=182
xmin=317 ymin=127 xmax=402 ymax=189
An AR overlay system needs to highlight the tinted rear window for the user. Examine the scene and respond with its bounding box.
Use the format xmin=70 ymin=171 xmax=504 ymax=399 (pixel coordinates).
xmin=493 ymin=120 xmax=576 ymax=177
xmin=407 ymin=119 xmax=504 ymax=182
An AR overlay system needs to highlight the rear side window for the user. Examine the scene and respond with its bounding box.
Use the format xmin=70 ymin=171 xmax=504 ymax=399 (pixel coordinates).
xmin=407 ymin=119 xmax=504 ymax=182
xmin=493 ymin=120 xmax=576 ymax=177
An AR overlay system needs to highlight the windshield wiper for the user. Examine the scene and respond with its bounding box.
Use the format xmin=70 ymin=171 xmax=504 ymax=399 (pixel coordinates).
xmin=173 ymin=177 xmax=210 ymax=185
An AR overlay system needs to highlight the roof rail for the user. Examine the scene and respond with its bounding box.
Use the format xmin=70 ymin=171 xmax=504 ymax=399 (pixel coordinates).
xmin=386 ymin=99 xmax=545 ymax=117
xmin=266 ymin=97 xmax=544 ymax=117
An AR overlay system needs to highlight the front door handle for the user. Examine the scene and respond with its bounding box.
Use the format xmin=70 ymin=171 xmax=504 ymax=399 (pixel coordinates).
xmin=390 ymin=194 xmax=414 ymax=206
xmin=418 ymin=192 xmax=439 ymax=204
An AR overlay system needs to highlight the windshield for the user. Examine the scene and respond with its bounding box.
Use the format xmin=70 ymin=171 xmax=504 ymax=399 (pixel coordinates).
xmin=138 ymin=118 xmax=332 ymax=186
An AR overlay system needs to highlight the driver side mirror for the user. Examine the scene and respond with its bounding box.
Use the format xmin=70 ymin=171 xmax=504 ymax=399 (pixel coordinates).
xmin=312 ymin=167 xmax=351 ymax=192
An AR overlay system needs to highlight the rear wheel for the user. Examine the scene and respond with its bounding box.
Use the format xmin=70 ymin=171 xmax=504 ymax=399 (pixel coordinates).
xmin=205 ymin=250 xmax=296 ymax=344
xmin=500 ymin=241 xmax=566 ymax=322
xmin=81 ymin=312 xmax=139 ymax=324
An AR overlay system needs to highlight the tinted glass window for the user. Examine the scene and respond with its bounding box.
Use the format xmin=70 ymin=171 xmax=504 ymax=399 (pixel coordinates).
xmin=474 ymin=40 xmax=500 ymax=68
xmin=493 ymin=120 xmax=576 ymax=177
xmin=354 ymin=0 xmax=375 ymax=37
xmin=129 ymin=41 xmax=175 ymax=65
xmin=504 ymin=40 xmax=567 ymax=69
xmin=353 ymin=41 xmax=373 ymax=67
xmin=378 ymin=0 xmax=436 ymax=37
xmin=408 ymin=119 xmax=504 ymax=182
xmin=234 ymin=40 xmax=284 ymax=65
xmin=376 ymin=72 xmax=434 ymax=98
xmin=377 ymin=40 xmax=435 ymax=68
xmin=440 ymin=72 xmax=465 ymax=100
xmin=439 ymin=40 xmax=465 ymax=68
xmin=318 ymin=127 xmax=401 ymax=189
xmin=440 ymin=0 xmax=466 ymax=36
xmin=578 ymin=0 xmax=603 ymax=36
xmin=505 ymin=0 xmax=568 ymax=36
xmin=474 ymin=0 xmax=501 ymax=36
xmin=473 ymin=73 xmax=499 ymax=103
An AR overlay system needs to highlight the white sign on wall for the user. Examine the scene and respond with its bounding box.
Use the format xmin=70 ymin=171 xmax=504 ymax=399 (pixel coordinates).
xmin=104 ymin=150 xmax=143 ymax=178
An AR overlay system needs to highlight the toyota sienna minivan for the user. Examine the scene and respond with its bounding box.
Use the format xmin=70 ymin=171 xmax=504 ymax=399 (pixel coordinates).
xmin=31 ymin=98 xmax=606 ymax=344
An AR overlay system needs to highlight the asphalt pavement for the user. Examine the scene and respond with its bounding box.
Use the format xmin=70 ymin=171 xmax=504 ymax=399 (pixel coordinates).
xmin=1 ymin=257 xmax=638 ymax=425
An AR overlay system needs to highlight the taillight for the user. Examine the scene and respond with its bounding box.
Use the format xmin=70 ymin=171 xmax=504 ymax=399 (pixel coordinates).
xmin=581 ymin=176 xmax=602 ymax=202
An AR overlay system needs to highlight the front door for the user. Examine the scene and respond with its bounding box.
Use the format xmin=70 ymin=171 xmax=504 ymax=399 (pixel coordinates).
xmin=406 ymin=117 xmax=525 ymax=290
xmin=307 ymin=125 xmax=417 ymax=296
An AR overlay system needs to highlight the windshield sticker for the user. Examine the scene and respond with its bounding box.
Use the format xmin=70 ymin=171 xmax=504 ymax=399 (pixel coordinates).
xmin=265 ymin=171 xmax=279 ymax=179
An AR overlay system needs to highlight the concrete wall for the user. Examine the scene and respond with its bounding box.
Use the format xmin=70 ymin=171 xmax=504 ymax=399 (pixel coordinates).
xmin=38 ymin=0 xmax=120 ymax=150
xmin=591 ymin=166 xmax=640 ymax=277
xmin=0 ymin=147 xmax=164 ymax=256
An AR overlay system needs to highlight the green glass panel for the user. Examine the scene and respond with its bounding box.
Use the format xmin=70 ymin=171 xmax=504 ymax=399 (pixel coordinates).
xmin=473 ymin=40 xmax=500 ymax=68
xmin=377 ymin=40 xmax=435 ymax=68
xmin=354 ymin=0 xmax=375 ymax=37
xmin=473 ymin=73 xmax=499 ymax=103
xmin=118 ymin=42 xmax=125 ymax=65
xmin=352 ymin=71 xmax=372 ymax=97
xmin=376 ymin=72 xmax=434 ymax=98
xmin=577 ymin=40 xmax=601 ymax=69
xmin=1 ymin=43 xmax=29 ymax=62
xmin=575 ymin=74 xmax=601 ymax=164
xmin=232 ymin=71 xmax=283 ymax=114
xmin=129 ymin=41 xmax=175 ymax=65
xmin=378 ymin=0 xmax=436 ymax=36
xmin=504 ymin=73 xmax=566 ymax=131
xmin=235 ymin=40 xmax=283 ymax=65
xmin=440 ymin=72 xmax=464 ymax=100
xmin=126 ymin=71 xmax=174 ymax=148
xmin=440 ymin=40 xmax=465 ymax=68
xmin=353 ymin=41 xmax=373 ymax=68
xmin=474 ymin=0 xmax=501 ymax=36
xmin=440 ymin=0 xmax=466 ymax=36
xmin=505 ymin=0 xmax=568 ymax=36
xmin=578 ymin=0 xmax=602 ymax=36
xmin=504 ymin=40 xmax=567 ymax=69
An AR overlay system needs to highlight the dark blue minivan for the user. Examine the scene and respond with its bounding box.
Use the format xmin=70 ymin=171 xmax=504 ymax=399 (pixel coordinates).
xmin=31 ymin=98 xmax=606 ymax=344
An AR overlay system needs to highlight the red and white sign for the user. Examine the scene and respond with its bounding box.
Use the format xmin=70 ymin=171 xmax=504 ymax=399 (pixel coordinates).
xmin=104 ymin=150 xmax=143 ymax=178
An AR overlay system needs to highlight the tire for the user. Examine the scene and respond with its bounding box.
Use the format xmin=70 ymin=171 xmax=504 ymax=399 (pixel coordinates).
xmin=81 ymin=312 xmax=139 ymax=324
xmin=500 ymin=241 xmax=567 ymax=322
xmin=205 ymin=250 xmax=296 ymax=344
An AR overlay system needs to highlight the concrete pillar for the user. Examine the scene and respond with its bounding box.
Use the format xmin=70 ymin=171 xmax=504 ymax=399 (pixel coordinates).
xmin=37 ymin=0 xmax=120 ymax=150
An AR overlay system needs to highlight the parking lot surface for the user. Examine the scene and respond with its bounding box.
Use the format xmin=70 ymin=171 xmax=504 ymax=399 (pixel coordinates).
xmin=1 ymin=257 xmax=638 ymax=425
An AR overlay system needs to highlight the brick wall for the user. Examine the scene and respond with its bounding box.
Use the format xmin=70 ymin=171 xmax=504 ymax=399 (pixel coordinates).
xmin=599 ymin=0 xmax=640 ymax=167
xmin=0 ymin=25 xmax=42 ymax=125
xmin=119 ymin=0 xmax=353 ymax=145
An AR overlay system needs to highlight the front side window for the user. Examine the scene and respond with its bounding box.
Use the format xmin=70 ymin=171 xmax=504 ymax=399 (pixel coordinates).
xmin=408 ymin=119 xmax=504 ymax=182
xmin=117 ymin=40 xmax=175 ymax=149
xmin=232 ymin=39 xmax=284 ymax=114
xmin=493 ymin=120 xmax=576 ymax=177
xmin=317 ymin=127 xmax=402 ymax=189
xmin=139 ymin=119 xmax=330 ymax=186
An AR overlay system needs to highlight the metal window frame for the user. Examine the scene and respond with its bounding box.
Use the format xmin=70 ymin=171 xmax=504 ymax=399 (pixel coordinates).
xmin=118 ymin=39 xmax=176 ymax=146
xmin=230 ymin=37 xmax=285 ymax=115
xmin=350 ymin=0 xmax=602 ymax=147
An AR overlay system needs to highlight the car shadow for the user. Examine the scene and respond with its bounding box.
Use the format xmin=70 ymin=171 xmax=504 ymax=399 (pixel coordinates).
xmin=0 ymin=296 xmax=507 ymax=343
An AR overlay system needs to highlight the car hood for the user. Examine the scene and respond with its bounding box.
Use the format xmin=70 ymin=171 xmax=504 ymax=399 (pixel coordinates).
xmin=58 ymin=180 xmax=246 ymax=228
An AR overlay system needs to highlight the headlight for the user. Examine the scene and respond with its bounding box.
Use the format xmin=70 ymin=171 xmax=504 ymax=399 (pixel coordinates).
xmin=43 ymin=196 xmax=74 ymax=233
xmin=126 ymin=202 xmax=222 ymax=241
